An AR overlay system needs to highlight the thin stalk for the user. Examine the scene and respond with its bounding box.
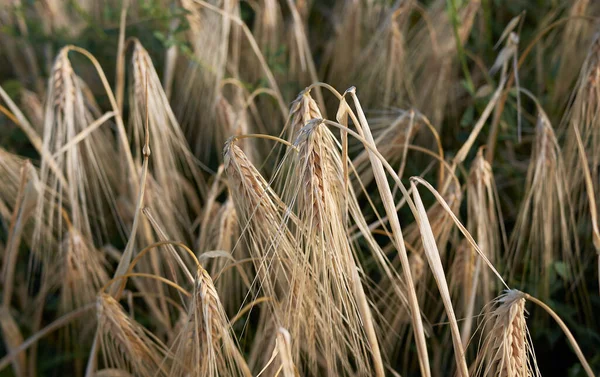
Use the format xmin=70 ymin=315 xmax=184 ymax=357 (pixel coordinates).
xmin=447 ymin=0 xmax=475 ymax=95
xmin=525 ymin=293 xmax=595 ymax=377
xmin=115 ymin=0 xmax=129 ymax=113
xmin=572 ymin=124 xmax=600 ymax=293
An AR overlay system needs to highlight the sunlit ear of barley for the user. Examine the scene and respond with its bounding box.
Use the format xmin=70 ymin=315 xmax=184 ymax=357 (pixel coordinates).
xmin=223 ymin=137 xmax=298 ymax=373
xmin=96 ymin=293 xmax=169 ymax=376
xmin=288 ymin=88 xmax=322 ymax=141
xmin=283 ymin=93 xmax=384 ymax=376
xmin=224 ymin=139 xmax=296 ymax=304
xmin=291 ymin=120 xmax=371 ymax=375
xmin=509 ymin=107 xmax=580 ymax=300
xmin=168 ymin=266 xmax=251 ymax=377
xmin=473 ymin=290 xmax=540 ymax=377
xmin=34 ymin=49 xmax=121 ymax=260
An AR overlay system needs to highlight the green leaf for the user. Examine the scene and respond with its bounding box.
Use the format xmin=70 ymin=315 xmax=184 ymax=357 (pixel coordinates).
xmin=554 ymin=261 xmax=569 ymax=280
xmin=460 ymin=105 xmax=474 ymax=128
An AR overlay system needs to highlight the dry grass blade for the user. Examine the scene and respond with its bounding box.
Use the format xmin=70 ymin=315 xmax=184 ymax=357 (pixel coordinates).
xmin=276 ymin=328 xmax=297 ymax=377
xmin=402 ymin=174 xmax=461 ymax=285
xmin=347 ymin=88 xmax=431 ymax=377
xmin=0 ymin=307 xmax=26 ymax=377
xmin=410 ymin=177 xmax=507 ymax=287
xmin=410 ymin=178 xmax=468 ymax=377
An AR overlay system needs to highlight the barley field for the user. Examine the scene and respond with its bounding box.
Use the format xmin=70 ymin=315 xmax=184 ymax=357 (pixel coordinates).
xmin=0 ymin=1 xmax=599 ymax=376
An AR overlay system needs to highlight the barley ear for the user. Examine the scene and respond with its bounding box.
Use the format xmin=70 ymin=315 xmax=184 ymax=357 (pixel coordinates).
xmin=473 ymin=290 xmax=539 ymax=377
